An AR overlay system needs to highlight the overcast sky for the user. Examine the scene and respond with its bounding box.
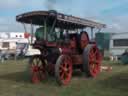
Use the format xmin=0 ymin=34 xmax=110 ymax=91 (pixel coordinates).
xmin=0 ymin=0 xmax=128 ymax=33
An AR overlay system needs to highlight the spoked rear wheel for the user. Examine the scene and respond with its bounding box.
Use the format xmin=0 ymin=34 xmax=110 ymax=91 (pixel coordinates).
xmin=83 ymin=44 xmax=102 ymax=77
xmin=55 ymin=55 xmax=72 ymax=85
xmin=29 ymin=55 xmax=46 ymax=83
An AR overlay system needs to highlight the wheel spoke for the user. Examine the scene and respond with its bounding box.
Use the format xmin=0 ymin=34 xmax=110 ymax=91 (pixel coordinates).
xmin=89 ymin=51 xmax=95 ymax=60
xmin=60 ymin=72 xmax=65 ymax=79
xmin=93 ymin=67 xmax=97 ymax=73
xmin=39 ymin=65 xmax=44 ymax=71
xmin=67 ymin=67 xmax=71 ymax=73
xmin=64 ymin=71 xmax=69 ymax=78
xmin=66 ymin=60 xmax=71 ymax=68
xmin=64 ymin=58 xmax=68 ymax=67
xmin=60 ymin=65 xmax=65 ymax=70
xmin=89 ymin=59 xmax=94 ymax=64
xmin=89 ymin=56 xmax=95 ymax=65
xmin=59 ymin=69 xmax=63 ymax=73
xmin=90 ymin=64 xmax=94 ymax=70
xmin=95 ymin=60 xmax=100 ymax=64
xmin=39 ymin=68 xmax=46 ymax=80
xmin=32 ymin=59 xmax=36 ymax=66
xmin=94 ymin=48 xmax=98 ymax=55
xmin=36 ymin=58 xmax=40 ymax=65
xmin=59 ymin=68 xmax=64 ymax=73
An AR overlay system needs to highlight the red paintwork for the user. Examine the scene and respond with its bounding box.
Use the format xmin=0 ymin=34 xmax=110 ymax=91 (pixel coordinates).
xmin=46 ymin=42 xmax=57 ymax=47
xmin=61 ymin=47 xmax=71 ymax=54
xmin=31 ymin=65 xmax=40 ymax=83
xmin=31 ymin=32 xmax=102 ymax=85
xmin=59 ymin=56 xmax=72 ymax=85
xmin=88 ymin=45 xmax=102 ymax=77
xmin=31 ymin=57 xmax=46 ymax=83
xmin=24 ymin=32 xmax=30 ymax=38
xmin=71 ymin=55 xmax=83 ymax=65
xmin=39 ymin=64 xmax=46 ymax=80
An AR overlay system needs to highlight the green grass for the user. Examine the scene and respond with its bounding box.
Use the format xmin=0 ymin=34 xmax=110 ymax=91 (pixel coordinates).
xmin=0 ymin=59 xmax=128 ymax=96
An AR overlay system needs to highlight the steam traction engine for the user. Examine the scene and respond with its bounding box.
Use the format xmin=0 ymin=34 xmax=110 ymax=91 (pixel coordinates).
xmin=16 ymin=10 xmax=106 ymax=85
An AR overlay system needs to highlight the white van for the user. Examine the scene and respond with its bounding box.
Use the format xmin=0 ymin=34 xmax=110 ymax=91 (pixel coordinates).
xmin=0 ymin=38 xmax=29 ymax=59
xmin=109 ymin=32 xmax=128 ymax=59
xmin=0 ymin=39 xmax=17 ymax=55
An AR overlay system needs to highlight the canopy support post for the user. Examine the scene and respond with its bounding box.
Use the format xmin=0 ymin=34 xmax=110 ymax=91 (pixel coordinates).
xmin=22 ymin=23 xmax=27 ymax=32
xmin=31 ymin=21 xmax=34 ymax=44
xmin=91 ymin=27 xmax=94 ymax=40
xmin=44 ymin=19 xmax=47 ymax=40
xmin=50 ymin=18 xmax=56 ymax=33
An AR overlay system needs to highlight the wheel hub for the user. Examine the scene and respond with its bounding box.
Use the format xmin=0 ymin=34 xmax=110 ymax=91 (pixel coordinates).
xmin=63 ymin=67 xmax=68 ymax=72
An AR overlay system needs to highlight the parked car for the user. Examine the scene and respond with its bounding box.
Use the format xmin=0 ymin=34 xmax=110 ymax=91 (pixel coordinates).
xmin=121 ymin=49 xmax=128 ymax=64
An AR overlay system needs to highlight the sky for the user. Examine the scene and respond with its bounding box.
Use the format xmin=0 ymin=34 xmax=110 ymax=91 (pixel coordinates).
xmin=0 ymin=0 xmax=128 ymax=33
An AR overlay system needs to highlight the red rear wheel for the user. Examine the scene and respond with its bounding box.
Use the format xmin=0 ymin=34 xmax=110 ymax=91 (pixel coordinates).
xmin=83 ymin=44 xmax=102 ymax=77
xmin=29 ymin=55 xmax=46 ymax=83
xmin=55 ymin=55 xmax=72 ymax=85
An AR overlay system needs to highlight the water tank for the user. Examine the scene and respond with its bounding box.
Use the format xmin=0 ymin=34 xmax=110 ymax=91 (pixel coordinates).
xmin=95 ymin=32 xmax=111 ymax=50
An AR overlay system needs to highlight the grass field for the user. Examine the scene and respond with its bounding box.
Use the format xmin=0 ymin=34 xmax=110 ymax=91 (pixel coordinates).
xmin=0 ymin=59 xmax=128 ymax=96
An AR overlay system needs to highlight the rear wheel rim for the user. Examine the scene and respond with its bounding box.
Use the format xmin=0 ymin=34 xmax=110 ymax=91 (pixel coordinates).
xmin=89 ymin=46 xmax=101 ymax=77
xmin=59 ymin=56 xmax=72 ymax=85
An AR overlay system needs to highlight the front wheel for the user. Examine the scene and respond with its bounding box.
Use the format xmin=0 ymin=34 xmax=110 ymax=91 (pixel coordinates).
xmin=55 ymin=55 xmax=72 ymax=85
xmin=29 ymin=55 xmax=47 ymax=83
